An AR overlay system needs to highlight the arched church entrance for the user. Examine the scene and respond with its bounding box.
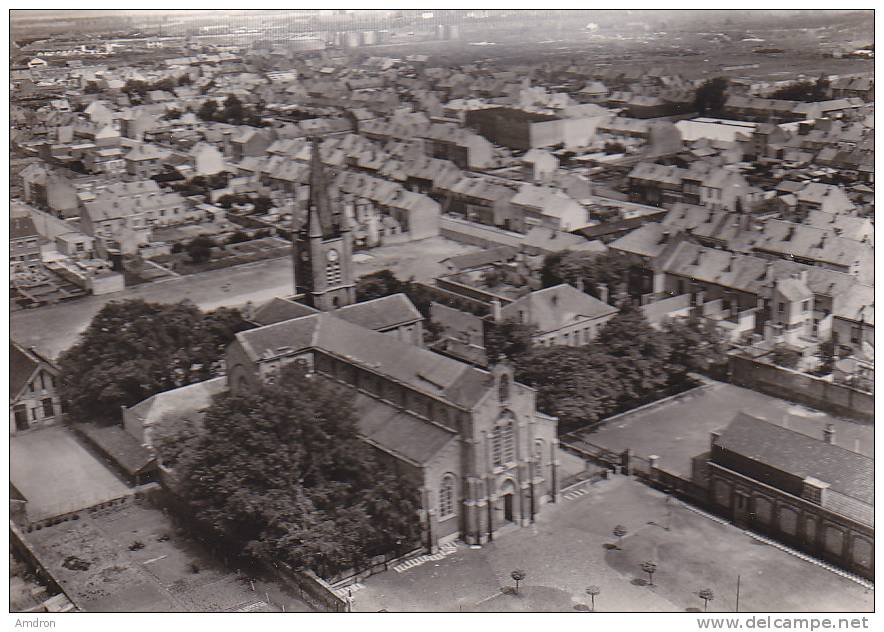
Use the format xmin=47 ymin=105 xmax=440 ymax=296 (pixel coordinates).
xmin=500 ymin=479 xmax=516 ymax=523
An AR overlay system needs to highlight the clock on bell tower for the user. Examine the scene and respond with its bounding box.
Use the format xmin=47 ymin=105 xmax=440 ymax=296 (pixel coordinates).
xmin=293 ymin=137 xmax=356 ymax=311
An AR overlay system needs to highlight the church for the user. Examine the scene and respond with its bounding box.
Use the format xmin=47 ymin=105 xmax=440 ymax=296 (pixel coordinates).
xmin=151 ymin=140 xmax=561 ymax=551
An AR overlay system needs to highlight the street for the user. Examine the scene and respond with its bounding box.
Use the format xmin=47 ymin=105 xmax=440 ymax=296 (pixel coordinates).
xmin=11 ymin=237 xmax=479 ymax=359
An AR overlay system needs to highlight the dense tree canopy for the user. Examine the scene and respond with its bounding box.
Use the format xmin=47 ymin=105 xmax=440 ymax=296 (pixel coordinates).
xmin=355 ymin=269 xmax=485 ymax=317
xmin=484 ymin=318 xmax=535 ymax=364
xmin=196 ymin=93 xmax=266 ymax=126
xmin=661 ymin=317 xmax=729 ymax=381
xmin=541 ymin=250 xmax=632 ymax=299
xmin=58 ymin=300 xmax=251 ymax=423
xmin=509 ymin=306 xmax=724 ymax=432
xmin=157 ymin=362 xmax=422 ymax=577
xmin=769 ymin=77 xmax=830 ymax=102
xmin=694 ymin=77 xmax=730 ymax=116
xmin=355 ymin=269 xmax=406 ymax=302
xmin=186 ymin=235 xmax=216 ymax=263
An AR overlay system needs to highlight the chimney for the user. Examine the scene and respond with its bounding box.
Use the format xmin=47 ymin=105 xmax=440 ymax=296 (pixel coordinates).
xmin=659 ymin=229 xmax=671 ymax=245
xmin=785 ymin=225 xmax=795 ymax=241
xmin=596 ymin=283 xmax=609 ymax=304
xmin=491 ymin=298 xmax=502 ymax=322
xmin=765 ymin=261 xmax=775 ymax=283
xmin=823 ymin=423 xmax=835 ymax=445
xmin=693 ymin=289 xmax=705 ymax=306
xmin=575 ymin=277 xmax=584 ymax=292
xmin=710 ymin=431 xmax=721 ymax=450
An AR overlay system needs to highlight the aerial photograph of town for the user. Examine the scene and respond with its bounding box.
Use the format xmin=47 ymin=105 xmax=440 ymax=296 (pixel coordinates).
xmin=8 ymin=7 xmax=875 ymax=625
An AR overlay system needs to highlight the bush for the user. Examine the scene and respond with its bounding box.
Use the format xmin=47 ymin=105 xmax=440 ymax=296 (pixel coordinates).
xmin=771 ymin=345 xmax=801 ymax=370
xmin=186 ymin=236 xmax=216 ymax=264
xmin=226 ymin=231 xmax=250 ymax=245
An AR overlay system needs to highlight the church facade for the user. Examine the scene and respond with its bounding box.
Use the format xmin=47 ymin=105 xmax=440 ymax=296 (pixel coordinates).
xmin=226 ymin=312 xmax=561 ymax=550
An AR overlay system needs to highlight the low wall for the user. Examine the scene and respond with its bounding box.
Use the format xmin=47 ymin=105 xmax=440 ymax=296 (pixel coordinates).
xmin=728 ymin=354 xmax=873 ymax=421
xmin=266 ymin=562 xmax=348 ymax=613
xmin=10 ymin=522 xmax=75 ymax=608
xmin=440 ymin=216 xmax=523 ymax=249
xmin=148 ymin=482 xmax=347 ymax=613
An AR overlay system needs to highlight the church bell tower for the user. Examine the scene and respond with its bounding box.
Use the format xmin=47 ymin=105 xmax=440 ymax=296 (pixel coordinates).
xmin=293 ymin=137 xmax=356 ymax=311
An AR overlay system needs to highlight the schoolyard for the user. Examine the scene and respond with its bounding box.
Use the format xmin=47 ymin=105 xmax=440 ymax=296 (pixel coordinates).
xmin=351 ymin=477 xmax=873 ymax=613
xmin=563 ymin=379 xmax=872 ymax=477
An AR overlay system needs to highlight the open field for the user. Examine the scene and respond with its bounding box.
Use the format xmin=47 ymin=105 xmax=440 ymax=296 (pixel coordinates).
xmin=352 ymin=476 xmax=873 ymax=612
xmin=11 ymin=426 xmax=131 ymax=521
xmin=564 ymin=379 xmax=872 ymax=477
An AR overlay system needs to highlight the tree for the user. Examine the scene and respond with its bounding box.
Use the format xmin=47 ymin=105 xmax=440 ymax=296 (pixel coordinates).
xmin=226 ymin=230 xmax=250 ymax=245
xmin=817 ymin=339 xmax=835 ymax=375
xmin=161 ymin=362 xmax=422 ymax=577
xmin=484 ymin=318 xmax=535 ymax=363
xmin=603 ymin=141 xmax=626 ymax=155
xmin=695 ymin=77 xmax=729 ymax=116
xmin=662 ymin=317 xmax=728 ymax=381
xmin=481 ymin=268 xmax=503 ymax=288
xmin=640 ymin=561 xmax=657 ymax=586
xmin=252 ymin=197 xmax=273 ymax=213
xmin=511 ymin=569 xmax=526 ymax=594
xmin=771 ymin=345 xmax=800 ymax=370
xmin=585 ymin=585 xmax=600 ymax=611
xmin=769 ymin=76 xmax=830 ymax=102
xmin=152 ymin=77 xmax=176 ymax=93
xmin=57 ymin=300 xmax=251 ymax=423
xmin=612 ymin=525 xmax=627 ymax=549
xmin=596 ymin=305 xmax=672 ymax=406
xmin=197 ymin=99 xmax=218 ymax=121
xmin=514 ymin=345 xmax=620 ymax=432
xmin=698 ymin=588 xmax=714 ymax=612
xmin=186 ymin=235 xmax=215 ymax=264
xmin=84 ymin=81 xmax=102 ymax=94
xmin=177 ymin=73 xmax=192 ymax=86
xmin=123 ymin=79 xmax=150 ymax=96
xmin=540 ymin=250 xmax=631 ymax=299
xmin=222 ymin=93 xmax=244 ymax=123
xmin=355 ymin=269 xmax=406 ymax=302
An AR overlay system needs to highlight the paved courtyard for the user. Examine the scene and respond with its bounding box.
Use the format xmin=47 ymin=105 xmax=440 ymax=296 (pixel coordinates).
xmin=351 ymin=477 xmax=873 ymax=613
xmin=11 ymin=426 xmax=131 ymax=521
xmin=566 ymin=380 xmax=872 ymax=477
xmin=25 ymin=500 xmax=312 ymax=612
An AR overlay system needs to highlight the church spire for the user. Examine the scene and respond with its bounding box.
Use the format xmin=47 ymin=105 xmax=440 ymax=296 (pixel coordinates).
xmin=305 ymin=136 xmax=336 ymax=239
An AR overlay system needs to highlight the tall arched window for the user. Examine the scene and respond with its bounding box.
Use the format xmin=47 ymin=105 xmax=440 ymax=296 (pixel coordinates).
xmin=492 ymin=413 xmax=516 ymax=467
xmin=439 ymin=474 xmax=456 ymax=518
xmin=498 ymin=373 xmax=510 ymax=402
xmin=502 ymin=419 xmax=515 ymax=463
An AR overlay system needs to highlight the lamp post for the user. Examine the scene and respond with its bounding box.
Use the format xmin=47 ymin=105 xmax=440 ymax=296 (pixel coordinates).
xmin=585 ymin=585 xmax=600 ymax=612
xmin=640 ymin=560 xmax=657 ymax=586
xmin=511 ymin=569 xmax=526 ymax=594
xmin=699 ymin=588 xmax=714 ymax=612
